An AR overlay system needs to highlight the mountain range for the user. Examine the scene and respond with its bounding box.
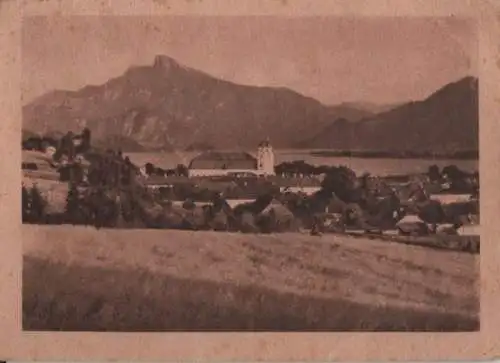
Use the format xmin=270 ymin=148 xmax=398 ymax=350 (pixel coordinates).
xmin=303 ymin=76 xmax=478 ymax=154
xmin=23 ymin=55 xmax=478 ymax=154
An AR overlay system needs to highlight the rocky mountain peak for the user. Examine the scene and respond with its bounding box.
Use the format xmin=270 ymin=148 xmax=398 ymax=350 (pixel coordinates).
xmin=153 ymin=54 xmax=180 ymax=71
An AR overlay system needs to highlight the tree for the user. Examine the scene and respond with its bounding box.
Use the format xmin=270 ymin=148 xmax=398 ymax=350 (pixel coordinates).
xmin=182 ymin=199 xmax=196 ymax=211
xmin=442 ymin=164 xmax=465 ymax=181
xmin=121 ymin=157 xmax=135 ymax=186
xmin=87 ymin=158 xmax=103 ymax=186
xmin=65 ymin=131 xmax=76 ymax=161
xmin=103 ymin=192 xmax=119 ymax=227
xmin=81 ymin=128 xmax=92 ymax=153
xmin=417 ymin=200 xmax=446 ymax=225
xmin=176 ymin=164 xmax=189 ymax=177
xmin=442 ymin=164 xmax=470 ymax=192
xmin=89 ymin=188 xmax=116 ymax=229
xmin=320 ymin=166 xmax=358 ymax=203
xmin=360 ymin=172 xmax=371 ymax=189
xmin=22 ymin=185 xmax=31 ymax=223
xmin=145 ymin=162 xmax=155 ymax=176
xmin=120 ymin=190 xmax=138 ymax=224
xmin=427 ymin=164 xmax=441 ymax=182
xmin=65 ymin=183 xmax=81 ymax=224
xmin=23 ymin=137 xmax=43 ymax=151
xmin=29 ymin=185 xmax=46 ymax=223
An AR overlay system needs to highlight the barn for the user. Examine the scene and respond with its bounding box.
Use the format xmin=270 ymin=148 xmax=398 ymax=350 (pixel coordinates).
xmin=188 ymin=151 xmax=261 ymax=177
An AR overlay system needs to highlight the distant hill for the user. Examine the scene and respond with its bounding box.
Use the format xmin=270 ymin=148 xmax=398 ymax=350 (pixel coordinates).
xmin=302 ymin=77 xmax=478 ymax=154
xmin=326 ymin=103 xmax=375 ymax=123
xmin=337 ymin=101 xmax=403 ymax=115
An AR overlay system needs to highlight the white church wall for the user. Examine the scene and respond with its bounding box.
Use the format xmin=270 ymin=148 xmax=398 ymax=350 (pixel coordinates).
xmin=257 ymin=145 xmax=276 ymax=176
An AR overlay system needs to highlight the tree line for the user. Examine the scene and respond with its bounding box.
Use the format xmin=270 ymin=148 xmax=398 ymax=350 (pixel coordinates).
xmin=22 ymin=157 xmax=479 ymax=235
xmin=22 ymin=128 xmax=92 ymax=158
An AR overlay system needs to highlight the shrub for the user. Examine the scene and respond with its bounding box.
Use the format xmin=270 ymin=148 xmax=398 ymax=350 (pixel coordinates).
xmin=65 ymin=183 xmax=86 ymax=225
xmin=22 ymin=185 xmax=31 ymax=223
xmin=182 ymin=199 xmax=196 ymax=210
xmin=176 ymin=164 xmax=189 ymax=177
xmin=29 ymin=185 xmax=46 ymax=223
xmin=417 ymin=200 xmax=446 ymax=224
xmin=427 ymin=165 xmax=441 ymax=182
xmin=320 ymin=166 xmax=358 ymax=203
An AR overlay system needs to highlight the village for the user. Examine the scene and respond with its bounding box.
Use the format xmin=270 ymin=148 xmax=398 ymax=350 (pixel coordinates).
xmin=21 ymin=128 xmax=480 ymax=253
xmin=16 ymin=12 xmax=486 ymax=335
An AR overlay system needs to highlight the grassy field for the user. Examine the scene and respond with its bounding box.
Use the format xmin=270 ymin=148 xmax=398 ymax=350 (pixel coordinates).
xmin=23 ymin=225 xmax=479 ymax=331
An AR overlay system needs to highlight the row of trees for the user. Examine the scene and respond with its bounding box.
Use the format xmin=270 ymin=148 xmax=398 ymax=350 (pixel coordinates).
xmin=275 ymin=160 xmax=477 ymax=185
xmin=275 ymin=161 xmax=330 ymax=177
xmin=22 ymin=166 xmax=476 ymax=235
xmin=21 ymin=185 xmax=46 ymax=223
xmin=427 ymin=164 xmax=479 ymax=194
xmin=22 ymin=128 xmax=92 ymax=158
xmin=22 ymin=135 xmax=479 ymax=234
xmin=65 ymin=183 xmax=128 ymax=228
xmin=144 ymin=162 xmax=189 ymax=178
xmin=87 ymin=151 xmax=137 ymax=188
xmin=22 ymin=136 xmax=58 ymax=152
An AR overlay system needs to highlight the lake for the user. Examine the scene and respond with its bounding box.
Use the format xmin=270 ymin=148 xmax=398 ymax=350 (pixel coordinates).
xmin=125 ymin=150 xmax=478 ymax=177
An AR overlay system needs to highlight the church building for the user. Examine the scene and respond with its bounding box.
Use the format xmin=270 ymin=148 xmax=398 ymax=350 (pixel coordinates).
xmin=188 ymin=140 xmax=276 ymax=177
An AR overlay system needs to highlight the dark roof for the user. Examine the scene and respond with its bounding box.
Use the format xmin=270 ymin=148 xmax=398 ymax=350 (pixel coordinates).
xmin=145 ymin=175 xmax=192 ymax=186
xmin=189 ymin=151 xmax=257 ymax=170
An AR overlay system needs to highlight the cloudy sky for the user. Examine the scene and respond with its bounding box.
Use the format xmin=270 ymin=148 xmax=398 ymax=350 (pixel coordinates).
xmin=22 ymin=15 xmax=477 ymax=105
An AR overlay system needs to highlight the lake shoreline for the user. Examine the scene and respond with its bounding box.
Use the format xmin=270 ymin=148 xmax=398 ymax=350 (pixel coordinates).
xmin=309 ymin=150 xmax=479 ymax=160
xmin=124 ymin=150 xmax=479 ymax=177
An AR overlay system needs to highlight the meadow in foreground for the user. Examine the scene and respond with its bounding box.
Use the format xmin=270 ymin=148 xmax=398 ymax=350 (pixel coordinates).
xmin=23 ymin=225 xmax=479 ymax=331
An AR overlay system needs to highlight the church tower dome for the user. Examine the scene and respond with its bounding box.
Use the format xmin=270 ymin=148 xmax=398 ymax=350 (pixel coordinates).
xmin=257 ymin=138 xmax=275 ymax=176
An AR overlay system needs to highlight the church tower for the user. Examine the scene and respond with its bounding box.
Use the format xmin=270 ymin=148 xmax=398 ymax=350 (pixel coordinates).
xmin=257 ymin=138 xmax=275 ymax=176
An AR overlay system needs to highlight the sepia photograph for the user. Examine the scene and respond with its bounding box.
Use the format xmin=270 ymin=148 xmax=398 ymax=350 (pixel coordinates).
xmin=20 ymin=14 xmax=480 ymax=332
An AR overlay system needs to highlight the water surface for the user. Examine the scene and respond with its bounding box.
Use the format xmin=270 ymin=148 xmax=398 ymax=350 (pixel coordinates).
xmin=126 ymin=149 xmax=478 ymax=176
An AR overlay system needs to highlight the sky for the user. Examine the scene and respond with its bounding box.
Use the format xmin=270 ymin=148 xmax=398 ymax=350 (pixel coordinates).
xmin=22 ymin=15 xmax=477 ymax=106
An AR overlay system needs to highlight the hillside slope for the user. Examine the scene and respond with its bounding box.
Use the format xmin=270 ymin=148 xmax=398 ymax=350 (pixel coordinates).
xmin=23 ymin=225 xmax=478 ymax=331
xmin=305 ymin=77 xmax=478 ymax=153
xmin=23 ymin=55 xmax=340 ymax=150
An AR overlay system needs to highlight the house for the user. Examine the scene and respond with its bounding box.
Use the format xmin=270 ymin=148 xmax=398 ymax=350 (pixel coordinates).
xmin=188 ymin=140 xmax=276 ymax=177
xmin=188 ymin=151 xmax=258 ymax=177
xmin=22 ymin=150 xmax=60 ymax=181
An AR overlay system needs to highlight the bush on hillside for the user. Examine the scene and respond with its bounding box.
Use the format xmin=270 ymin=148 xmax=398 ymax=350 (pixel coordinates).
xmin=320 ymin=166 xmax=358 ymax=203
xmin=238 ymin=211 xmax=260 ymax=233
xmin=22 ymin=185 xmax=31 ymax=223
xmin=86 ymin=188 xmax=119 ymax=229
xmin=176 ymin=164 xmax=189 ymax=177
xmin=65 ymin=183 xmax=82 ymax=225
xmin=29 ymin=185 xmax=46 ymax=223
xmin=182 ymin=199 xmax=196 ymax=210
xmin=79 ymin=128 xmax=91 ymax=154
xmin=416 ymin=200 xmax=446 ymax=225
xmin=427 ymin=165 xmax=441 ymax=182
